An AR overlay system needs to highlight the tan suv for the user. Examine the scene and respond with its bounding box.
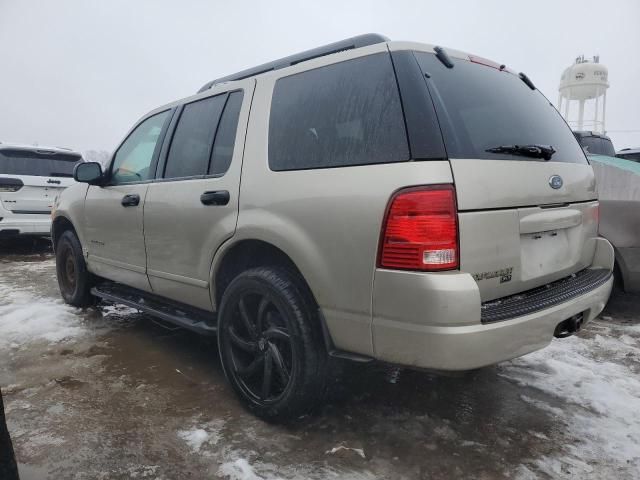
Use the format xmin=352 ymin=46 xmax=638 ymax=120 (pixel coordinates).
xmin=52 ymin=34 xmax=614 ymax=420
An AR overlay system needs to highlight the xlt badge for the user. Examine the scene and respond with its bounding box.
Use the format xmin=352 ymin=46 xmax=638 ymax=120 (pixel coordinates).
xmin=472 ymin=267 xmax=513 ymax=284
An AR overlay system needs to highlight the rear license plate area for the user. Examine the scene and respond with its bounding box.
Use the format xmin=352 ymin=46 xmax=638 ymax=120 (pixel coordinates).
xmin=520 ymin=229 xmax=572 ymax=281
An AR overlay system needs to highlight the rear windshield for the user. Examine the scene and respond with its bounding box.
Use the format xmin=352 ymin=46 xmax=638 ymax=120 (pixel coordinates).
xmin=414 ymin=52 xmax=588 ymax=164
xmin=577 ymin=135 xmax=616 ymax=157
xmin=0 ymin=150 xmax=81 ymax=177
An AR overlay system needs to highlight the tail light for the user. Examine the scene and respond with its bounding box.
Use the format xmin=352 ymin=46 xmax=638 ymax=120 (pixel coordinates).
xmin=0 ymin=177 xmax=23 ymax=192
xmin=378 ymin=185 xmax=459 ymax=271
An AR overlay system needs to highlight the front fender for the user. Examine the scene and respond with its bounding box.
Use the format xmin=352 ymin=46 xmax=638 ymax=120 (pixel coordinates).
xmin=52 ymin=183 xmax=89 ymax=251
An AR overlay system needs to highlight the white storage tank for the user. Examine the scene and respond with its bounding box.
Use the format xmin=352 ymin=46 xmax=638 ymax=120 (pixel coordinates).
xmin=558 ymin=55 xmax=609 ymax=133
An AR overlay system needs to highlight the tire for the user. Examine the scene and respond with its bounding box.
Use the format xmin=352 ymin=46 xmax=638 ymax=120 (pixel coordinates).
xmin=217 ymin=267 xmax=327 ymax=421
xmin=613 ymin=261 xmax=625 ymax=293
xmin=55 ymin=230 xmax=96 ymax=308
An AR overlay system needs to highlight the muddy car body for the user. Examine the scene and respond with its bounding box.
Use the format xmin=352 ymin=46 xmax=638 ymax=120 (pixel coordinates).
xmin=52 ymin=34 xmax=614 ymax=419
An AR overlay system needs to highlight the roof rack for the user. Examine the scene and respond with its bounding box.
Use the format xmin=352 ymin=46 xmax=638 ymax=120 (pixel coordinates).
xmin=197 ymin=33 xmax=389 ymax=93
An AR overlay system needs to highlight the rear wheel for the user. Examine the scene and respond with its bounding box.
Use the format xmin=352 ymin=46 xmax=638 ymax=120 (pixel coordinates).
xmin=217 ymin=267 xmax=326 ymax=421
xmin=55 ymin=230 xmax=96 ymax=308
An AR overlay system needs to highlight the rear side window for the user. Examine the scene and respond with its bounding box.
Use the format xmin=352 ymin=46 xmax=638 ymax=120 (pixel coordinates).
xmin=164 ymin=95 xmax=227 ymax=179
xmin=414 ymin=52 xmax=588 ymax=164
xmin=0 ymin=150 xmax=81 ymax=177
xmin=269 ymin=53 xmax=409 ymax=171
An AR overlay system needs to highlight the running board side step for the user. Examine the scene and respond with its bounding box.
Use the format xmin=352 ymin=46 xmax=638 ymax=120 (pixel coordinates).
xmin=91 ymin=282 xmax=217 ymax=336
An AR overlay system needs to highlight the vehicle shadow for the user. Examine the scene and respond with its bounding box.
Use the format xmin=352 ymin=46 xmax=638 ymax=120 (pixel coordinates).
xmin=0 ymin=237 xmax=52 ymax=259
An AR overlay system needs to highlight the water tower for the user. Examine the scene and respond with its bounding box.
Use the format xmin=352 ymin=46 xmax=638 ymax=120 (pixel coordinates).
xmin=558 ymin=55 xmax=609 ymax=133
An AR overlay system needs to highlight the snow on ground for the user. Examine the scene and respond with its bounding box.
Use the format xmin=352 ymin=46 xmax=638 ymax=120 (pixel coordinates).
xmin=101 ymin=303 xmax=141 ymax=317
xmin=178 ymin=423 xmax=378 ymax=480
xmin=216 ymin=455 xmax=377 ymax=480
xmin=219 ymin=459 xmax=268 ymax=480
xmin=0 ymin=262 xmax=85 ymax=348
xmin=178 ymin=419 xmax=225 ymax=455
xmin=500 ymin=320 xmax=640 ymax=477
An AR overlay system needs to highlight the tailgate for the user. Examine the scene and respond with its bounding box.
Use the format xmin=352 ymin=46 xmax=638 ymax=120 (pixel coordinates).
xmin=455 ymin=162 xmax=599 ymax=301
xmin=0 ymin=148 xmax=80 ymax=214
xmin=410 ymin=50 xmax=600 ymax=301
xmin=0 ymin=175 xmax=74 ymax=214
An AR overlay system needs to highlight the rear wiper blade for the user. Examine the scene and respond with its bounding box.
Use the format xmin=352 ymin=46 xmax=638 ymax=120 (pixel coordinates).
xmin=485 ymin=144 xmax=556 ymax=160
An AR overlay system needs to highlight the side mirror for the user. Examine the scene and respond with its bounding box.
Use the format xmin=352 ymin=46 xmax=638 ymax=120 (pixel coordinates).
xmin=74 ymin=162 xmax=103 ymax=185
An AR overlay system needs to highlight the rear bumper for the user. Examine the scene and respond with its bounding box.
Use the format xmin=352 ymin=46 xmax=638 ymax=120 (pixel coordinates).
xmin=372 ymin=238 xmax=614 ymax=370
xmin=0 ymin=213 xmax=51 ymax=236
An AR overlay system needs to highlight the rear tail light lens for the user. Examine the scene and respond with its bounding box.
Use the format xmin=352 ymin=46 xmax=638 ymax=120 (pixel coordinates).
xmin=379 ymin=185 xmax=459 ymax=271
xmin=0 ymin=178 xmax=23 ymax=192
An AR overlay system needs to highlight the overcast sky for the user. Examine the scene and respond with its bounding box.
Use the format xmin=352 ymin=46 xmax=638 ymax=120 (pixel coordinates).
xmin=1 ymin=0 xmax=638 ymax=154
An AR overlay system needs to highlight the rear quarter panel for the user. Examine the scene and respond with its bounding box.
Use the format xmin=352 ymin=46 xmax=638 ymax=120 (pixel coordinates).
xmin=237 ymin=50 xmax=453 ymax=356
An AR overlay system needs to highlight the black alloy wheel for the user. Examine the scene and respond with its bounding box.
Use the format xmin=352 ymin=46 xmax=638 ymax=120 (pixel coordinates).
xmin=218 ymin=267 xmax=326 ymax=420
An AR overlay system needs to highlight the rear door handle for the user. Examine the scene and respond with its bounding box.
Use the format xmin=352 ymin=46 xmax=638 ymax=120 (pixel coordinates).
xmin=121 ymin=194 xmax=140 ymax=207
xmin=200 ymin=190 xmax=230 ymax=206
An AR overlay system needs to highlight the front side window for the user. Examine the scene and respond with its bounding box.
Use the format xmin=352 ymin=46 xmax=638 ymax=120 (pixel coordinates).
xmin=111 ymin=110 xmax=170 ymax=185
xmin=269 ymin=53 xmax=409 ymax=171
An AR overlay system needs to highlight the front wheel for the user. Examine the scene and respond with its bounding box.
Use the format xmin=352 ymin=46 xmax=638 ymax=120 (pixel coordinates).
xmin=217 ymin=267 xmax=327 ymax=421
xmin=55 ymin=230 xmax=96 ymax=308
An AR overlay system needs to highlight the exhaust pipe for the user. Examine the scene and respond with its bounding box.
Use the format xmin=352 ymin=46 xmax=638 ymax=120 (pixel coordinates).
xmin=554 ymin=314 xmax=584 ymax=338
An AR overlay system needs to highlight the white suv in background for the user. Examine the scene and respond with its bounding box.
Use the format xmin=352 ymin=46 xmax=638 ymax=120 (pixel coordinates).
xmin=0 ymin=143 xmax=82 ymax=238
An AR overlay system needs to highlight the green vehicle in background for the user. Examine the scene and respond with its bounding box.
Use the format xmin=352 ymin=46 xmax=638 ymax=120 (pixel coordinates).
xmin=573 ymin=131 xmax=639 ymax=292
xmin=587 ymin=152 xmax=640 ymax=293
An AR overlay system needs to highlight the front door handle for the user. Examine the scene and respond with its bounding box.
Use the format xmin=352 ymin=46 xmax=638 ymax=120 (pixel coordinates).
xmin=200 ymin=190 xmax=230 ymax=206
xmin=121 ymin=194 xmax=140 ymax=207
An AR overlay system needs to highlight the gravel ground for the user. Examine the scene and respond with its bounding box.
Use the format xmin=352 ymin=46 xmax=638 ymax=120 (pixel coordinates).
xmin=1 ymin=239 xmax=639 ymax=479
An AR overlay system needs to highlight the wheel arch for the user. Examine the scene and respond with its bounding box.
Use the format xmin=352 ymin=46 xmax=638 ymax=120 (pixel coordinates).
xmin=51 ymin=215 xmax=78 ymax=252
xmin=211 ymin=238 xmax=334 ymax=351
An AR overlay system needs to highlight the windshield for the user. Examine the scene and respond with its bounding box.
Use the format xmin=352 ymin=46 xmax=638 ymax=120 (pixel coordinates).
xmin=414 ymin=52 xmax=588 ymax=164
xmin=578 ymin=135 xmax=616 ymax=157
xmin=0 ymin=150 xmax=81 ymax=177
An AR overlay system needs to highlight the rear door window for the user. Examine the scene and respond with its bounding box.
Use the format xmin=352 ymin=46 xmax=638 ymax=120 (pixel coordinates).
xmin=0 ymin=150 xmax=81 ymax=177
xmin=414 ymin=52 xmax=588 ymax=164
xmin=269 ymin=53 xmax=409 ymax=171
xmin=164 ymin=95 xmax=227 ymax=179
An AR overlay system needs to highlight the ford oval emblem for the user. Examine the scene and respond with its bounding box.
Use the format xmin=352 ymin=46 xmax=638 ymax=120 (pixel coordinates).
xmin=549 ymin=175 xmax=563 ymax=189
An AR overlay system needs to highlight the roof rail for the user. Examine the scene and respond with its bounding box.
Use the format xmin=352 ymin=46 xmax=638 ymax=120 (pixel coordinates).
xmin=197 ymin=33 xmax=389 ymax=93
